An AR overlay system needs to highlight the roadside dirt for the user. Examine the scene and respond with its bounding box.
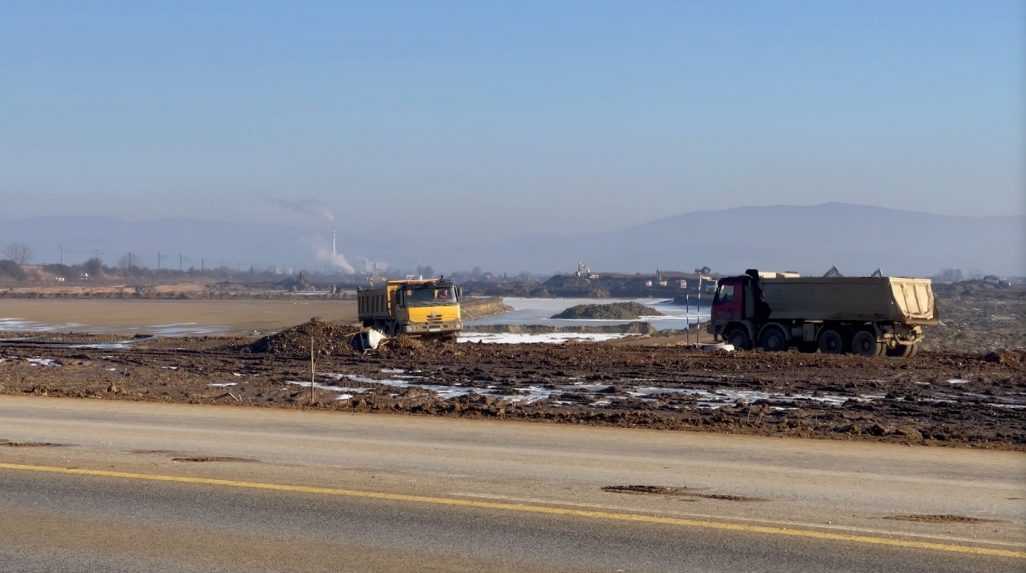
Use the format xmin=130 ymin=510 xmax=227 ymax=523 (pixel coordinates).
xmin=1 ymin=330 xmax=1023 ymax=451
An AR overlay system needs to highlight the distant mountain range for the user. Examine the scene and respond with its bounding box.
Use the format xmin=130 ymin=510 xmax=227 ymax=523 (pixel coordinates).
xmin=2 ymin=203 xmax=1023 ymax=276
xmin=556 ymin=203 xmax=1025 ymax=277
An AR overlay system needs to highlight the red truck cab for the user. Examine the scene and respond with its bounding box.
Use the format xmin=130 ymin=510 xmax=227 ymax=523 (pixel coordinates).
xmin=709 ymin=276 xmax=753 ymax=348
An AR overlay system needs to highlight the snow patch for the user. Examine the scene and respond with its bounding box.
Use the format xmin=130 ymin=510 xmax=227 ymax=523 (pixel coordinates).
xmin=459 ymin=332 xmax=631 ymax=344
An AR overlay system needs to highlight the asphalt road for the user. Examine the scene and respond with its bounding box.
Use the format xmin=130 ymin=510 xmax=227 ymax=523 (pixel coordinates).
xmin=0 ymin=396 xmax=1023 ymax=572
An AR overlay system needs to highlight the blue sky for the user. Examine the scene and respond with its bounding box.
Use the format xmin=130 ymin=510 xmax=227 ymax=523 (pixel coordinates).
xmin=1 ymin=1 xmax=1022 ymax=236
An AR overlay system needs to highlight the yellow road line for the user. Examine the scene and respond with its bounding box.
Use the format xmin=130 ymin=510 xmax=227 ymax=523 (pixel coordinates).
xmin=1 ymin=461 xmax=1022 ymax=560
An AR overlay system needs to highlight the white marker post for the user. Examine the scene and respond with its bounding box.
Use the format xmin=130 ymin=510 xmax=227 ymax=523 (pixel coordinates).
xmin=685 ymin=289 xmax=690 ymax=345
xmin=309 ymin=334 xmax=315 ymax=405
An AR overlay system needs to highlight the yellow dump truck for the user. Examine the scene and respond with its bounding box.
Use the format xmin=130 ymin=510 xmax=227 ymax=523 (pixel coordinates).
xmin=357 ymin=278 xmax=463 ymax=337
xmin=709 ymin=269 xmax=937 ymax=357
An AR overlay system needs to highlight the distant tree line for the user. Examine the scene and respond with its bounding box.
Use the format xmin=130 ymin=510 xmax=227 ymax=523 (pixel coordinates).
xmin=0 ymin=252 xmax=312 ymax=285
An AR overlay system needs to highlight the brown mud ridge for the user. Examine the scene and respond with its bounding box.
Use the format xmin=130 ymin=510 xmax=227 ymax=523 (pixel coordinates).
xmin=1 ymin=325 xmax=1024 ymax=451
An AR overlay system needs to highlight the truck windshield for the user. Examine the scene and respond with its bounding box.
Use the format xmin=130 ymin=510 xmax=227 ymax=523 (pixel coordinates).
xmin=403 ymin=285 xmax=457 ymax=307
xmin=714 ymin=284 xmax=735 ymax=304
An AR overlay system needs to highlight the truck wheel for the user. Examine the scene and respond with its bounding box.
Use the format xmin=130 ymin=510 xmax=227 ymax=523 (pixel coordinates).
xmin=724 ymin=327 xmax=752 ymax=350
xmin=757 ymin=325 xmax=788 ymax=352
xmin=886 ymin=343 xmax=918 ymax=358
xmin=851 ymin=330 xmax=883 ymax=357
xmin=818 ymin=329 xmax=846 ymax=354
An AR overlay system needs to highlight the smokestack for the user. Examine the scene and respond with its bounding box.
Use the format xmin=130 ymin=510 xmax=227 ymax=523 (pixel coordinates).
xmin=331 ymin=230 xmax=337 ymax=260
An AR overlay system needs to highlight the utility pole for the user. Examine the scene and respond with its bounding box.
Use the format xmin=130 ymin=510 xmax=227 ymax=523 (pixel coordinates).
xmin=178 ymin=253 xmax=183 ymax=272
xmin=201 ymin=258 xmax=205 ymax=273
xmin=697 ymin=274 xmax=703 ymax=343
xmin=58 ymin=244 xmax=64 ymax=265
xmin=693 ymin=266 xmax=711 ymax=345
xmin=685 ymin=288 xmax=691 ymax=345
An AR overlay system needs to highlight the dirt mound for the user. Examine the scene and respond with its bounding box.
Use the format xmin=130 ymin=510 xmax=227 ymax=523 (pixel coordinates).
xmin=552 ymin=302 xmax=664 ymax=320
xmin=247 ymin=318 xmax=360 ymax=356
xmin=461 ymin=297 xmax=513 ymax=320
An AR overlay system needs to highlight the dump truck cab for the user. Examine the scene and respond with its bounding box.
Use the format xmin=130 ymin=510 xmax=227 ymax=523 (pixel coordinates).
xmin=710 ymin=276 xmax=746 ymax=325
xmin=358 ymin=278 xmax=463 ymax=337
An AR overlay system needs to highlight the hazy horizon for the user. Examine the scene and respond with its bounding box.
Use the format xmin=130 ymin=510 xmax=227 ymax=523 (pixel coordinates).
xmin=2 ymin=202 xmax=1022 ymax=277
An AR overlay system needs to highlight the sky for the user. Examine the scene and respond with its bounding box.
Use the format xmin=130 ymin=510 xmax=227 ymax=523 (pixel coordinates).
xmin=1 ymin=1 xmax=1023 ymax=240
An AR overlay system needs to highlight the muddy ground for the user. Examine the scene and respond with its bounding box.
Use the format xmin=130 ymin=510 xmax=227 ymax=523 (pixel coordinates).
xmin=925 ymin=282 xmax=1026 ymax=353
xmin=1 ymin=327 xmax=1023 ymax=451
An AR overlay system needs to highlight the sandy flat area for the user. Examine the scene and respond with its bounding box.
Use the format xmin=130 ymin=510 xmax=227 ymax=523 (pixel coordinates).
xmin=0 ymin=299 xmax=357 ymax=335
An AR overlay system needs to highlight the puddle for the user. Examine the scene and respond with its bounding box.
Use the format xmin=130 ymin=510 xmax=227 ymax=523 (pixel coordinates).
xmin=208 ymin=383 xmax=239 ymax=388
xmin=0 ymin=318 xmax=227 ymax=338
xmin=286 ymin=380 xmax=370 ymax=395
xmin=26 ymin=358 xmax=60 ymax=367
xmin=70 ymin=341 xmax=135 ymax=350
xmin=0 ymin=318 xmax=84 ymax=332
xmin=990 ymin=403 xmax=1026 ymax=410
xmin=0 ymin=337 xmax=135 ymax=351
xmin=314 ymin=371 xmax=886 ymax=411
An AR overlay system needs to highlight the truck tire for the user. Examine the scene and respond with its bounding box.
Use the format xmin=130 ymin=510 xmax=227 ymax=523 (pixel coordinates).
xmin=797 ymin=342 xmax=819 ymax=353
xmin=851 ymin=330 xmax=883 ymax=357
xmin=818 ymin=328 xmax=846 ymax=354
xmin=757 ymin=325 xmax=788 ymax=352
xmin=724 ymin=327 xmax=752 ymax=350
xmin=887 ymin=343 xmax=918 ymax=358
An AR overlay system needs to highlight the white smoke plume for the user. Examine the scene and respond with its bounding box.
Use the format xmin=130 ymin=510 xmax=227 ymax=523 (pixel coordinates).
xmin=315 ymin=244 xmax=355 ymax=274
xmin=270 ymin=197 xmax=356 ymax=273
xmin=269 ymin=198 xmax=336 ymax=223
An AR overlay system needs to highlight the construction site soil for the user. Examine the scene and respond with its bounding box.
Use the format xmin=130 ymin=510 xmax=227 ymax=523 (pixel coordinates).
xmin=551 ymin=302 xmax=664 ymax=320
xmin=1 ymin=322 xmax=1023 ymax=451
